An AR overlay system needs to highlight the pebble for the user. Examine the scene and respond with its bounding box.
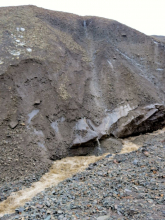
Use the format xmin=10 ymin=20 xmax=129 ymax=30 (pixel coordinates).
xmin=44 ymin=216 xmax=51 ymax=220
xmin=133 ymin=159 xmax=138 ymax=165
xmin=97 ymin=215 xmax=110 ymax=220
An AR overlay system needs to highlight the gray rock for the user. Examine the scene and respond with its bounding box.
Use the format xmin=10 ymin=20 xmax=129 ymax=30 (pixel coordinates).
xmin=58 ymin=214 xmax=64 ymax=219
xmin=34 ymin=99 xmax=41 ymax=105
xmin=72 ymin=118 xmax=98 ymax=147
xmin=57 ymin=210 xmax=63 ymax=214
xmin=133 ymin=159 xmax=138 ymax=165
xmin=97 ymin=215 xmax=110 ymax=220
xmin=44 ymin=216 xmax=51 ymax=220
xmin=100 ymin=138 xmax=123 ymax=154
xmin=45 ymin=201 xmax=51 ymax=207
xmin=9 ymin=120 xmax=18 ymax=129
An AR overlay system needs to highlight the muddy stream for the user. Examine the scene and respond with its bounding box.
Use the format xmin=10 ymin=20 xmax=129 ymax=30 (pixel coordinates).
xmin=0 ymin=128 xmax=164 ymax=217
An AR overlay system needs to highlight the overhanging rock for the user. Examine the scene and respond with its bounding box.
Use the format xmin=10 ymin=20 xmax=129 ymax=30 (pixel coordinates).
xmin=71 ymin=103 xmax=165 ymax=147
xmin=72 ymin=118 xmax=98 ymax=147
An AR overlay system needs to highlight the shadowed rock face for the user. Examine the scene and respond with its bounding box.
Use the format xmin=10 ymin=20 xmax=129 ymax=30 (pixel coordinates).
xmin=0 ymin=5 xmax=165 ymax=176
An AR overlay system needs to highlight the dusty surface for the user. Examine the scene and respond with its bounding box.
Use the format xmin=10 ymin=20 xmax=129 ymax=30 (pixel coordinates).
xmin=0 ymin=5 xmax=165 ymax=190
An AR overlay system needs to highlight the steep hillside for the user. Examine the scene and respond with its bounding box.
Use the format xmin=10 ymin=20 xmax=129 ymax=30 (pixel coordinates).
xmin=0 ymin=5 xmax=165 ymax=184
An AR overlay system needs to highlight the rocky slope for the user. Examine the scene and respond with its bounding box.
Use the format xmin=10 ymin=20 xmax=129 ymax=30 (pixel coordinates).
xmin=0 ymin=5 xmax=165 ymax=184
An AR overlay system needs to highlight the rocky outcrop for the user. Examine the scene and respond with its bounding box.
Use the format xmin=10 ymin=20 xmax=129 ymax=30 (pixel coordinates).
xmin=73 ymin=104 xmax=165 ymax=145
xmin=0 ymin=5 xmax=165 ymax=182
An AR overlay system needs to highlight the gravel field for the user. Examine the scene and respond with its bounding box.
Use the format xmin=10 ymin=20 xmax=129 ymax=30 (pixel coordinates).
xmin=1 ymin=129 xmax=165 ymax=220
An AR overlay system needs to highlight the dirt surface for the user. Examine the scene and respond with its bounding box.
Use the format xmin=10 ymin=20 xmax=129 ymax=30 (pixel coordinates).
xmin=0 ymin=5 xmax=165 ymax=187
